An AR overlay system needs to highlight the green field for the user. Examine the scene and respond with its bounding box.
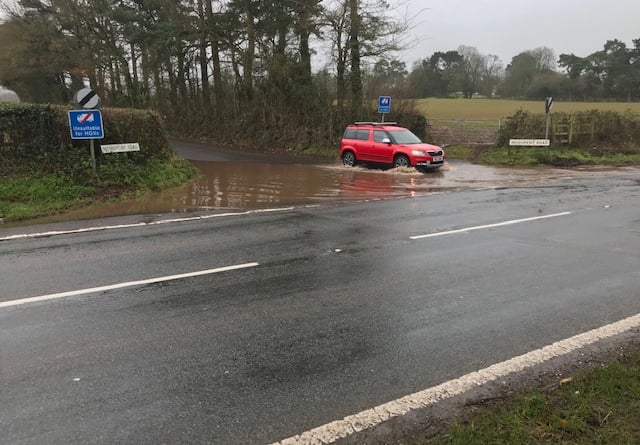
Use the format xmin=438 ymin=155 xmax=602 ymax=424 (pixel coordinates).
xmin=416 ymin=98 xmax=640 ymax=120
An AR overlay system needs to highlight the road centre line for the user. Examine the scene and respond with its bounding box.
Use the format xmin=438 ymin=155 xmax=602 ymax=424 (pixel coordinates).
xmin=271 ymin=311 xmax=640 ymax=445
xmin=0 ymin=207 xmax=295 ymax=242
xmin=0 ymin=262 xmax=259 ymax=309
xmin=410 ymin=211 xmax=573 ymax=240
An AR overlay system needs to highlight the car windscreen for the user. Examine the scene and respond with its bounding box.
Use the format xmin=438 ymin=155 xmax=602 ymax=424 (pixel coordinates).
xmin=388 ymin=129 xmax=422 ymax=144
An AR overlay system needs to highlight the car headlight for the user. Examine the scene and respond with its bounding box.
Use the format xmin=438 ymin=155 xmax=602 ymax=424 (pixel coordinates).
xmin=411 ymin=150 xmax=426 ymax=156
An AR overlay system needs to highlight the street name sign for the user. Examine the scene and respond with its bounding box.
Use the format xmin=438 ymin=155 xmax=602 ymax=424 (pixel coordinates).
xmin=68 ymin=110 xmax=104 ymax=139
xmin=100 ymin=143 xmax=140 ymax=154
xmin=509 ymin=139 xmax=550 ymax=146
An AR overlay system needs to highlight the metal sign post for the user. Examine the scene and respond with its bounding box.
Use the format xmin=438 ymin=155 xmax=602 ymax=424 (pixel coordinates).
xmin=545 ymin=97 xmax=553 ymax=140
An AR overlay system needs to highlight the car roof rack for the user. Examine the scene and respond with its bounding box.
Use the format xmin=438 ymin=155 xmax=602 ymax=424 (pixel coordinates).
xmin=352 ymin=121 xmax=399 ymax=126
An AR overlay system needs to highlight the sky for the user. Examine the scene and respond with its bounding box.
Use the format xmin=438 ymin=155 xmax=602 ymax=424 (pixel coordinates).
xmin=395 ymin=0 xmax=640 ymax=68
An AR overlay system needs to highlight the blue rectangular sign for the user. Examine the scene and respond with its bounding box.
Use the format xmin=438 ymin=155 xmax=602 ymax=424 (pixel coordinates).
xmin=68 ymin=110 xmax=104 ymax=139
xmin=378 ymin=96 xmax=391 ymax=114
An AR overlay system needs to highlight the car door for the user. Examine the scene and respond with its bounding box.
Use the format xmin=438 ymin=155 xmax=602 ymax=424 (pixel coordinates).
xmin=371 ymin=129 xmax=394 ymax=164
xmin=354 ymin=129 xmax=374 ymax=161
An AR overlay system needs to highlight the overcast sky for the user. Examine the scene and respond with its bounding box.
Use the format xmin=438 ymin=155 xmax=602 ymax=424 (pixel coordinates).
xmin=396 ymin=0 xmax=640 ymax=67
xmin=1 ymin=0 xmax=637 ymax=71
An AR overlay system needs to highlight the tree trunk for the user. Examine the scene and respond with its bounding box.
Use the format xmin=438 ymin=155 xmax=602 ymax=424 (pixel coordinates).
xmin=243 ymin=0 xmax=255 ymax=101
xmin=296 ymin=4 xmax=313 ymax=86
xmin=197 ymin=0 xmax=210 ymax=107
xmin=349 ymin=0 xmax=362 ymax=115
xmin=211 ymin=40 xmax=223 ymax=109
xmin=130 ymin=42 xmax=139 ymax=107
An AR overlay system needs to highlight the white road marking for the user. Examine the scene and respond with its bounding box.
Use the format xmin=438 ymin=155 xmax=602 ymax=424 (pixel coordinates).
xmin=0 ymin=262 xmax=259 ymax=309
xmin=410 ymin=211 xmax=572 ymax=240
xmin=271 ymin=312 xmax=640 ymax=445
xmin=0 ymin=207 xmax=295 ymax=242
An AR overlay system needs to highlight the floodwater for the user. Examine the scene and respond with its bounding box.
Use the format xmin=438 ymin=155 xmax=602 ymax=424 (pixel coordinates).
xmin=6 ymin=145 xmax=638 ymax=227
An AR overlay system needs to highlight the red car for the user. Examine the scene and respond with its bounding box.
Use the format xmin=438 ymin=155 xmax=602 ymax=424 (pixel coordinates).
xmin=339 ymin=122 xmax=445 ymax=170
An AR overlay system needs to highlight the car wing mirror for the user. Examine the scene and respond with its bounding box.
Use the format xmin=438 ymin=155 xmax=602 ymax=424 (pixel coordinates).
xmin=382 ymin=137 xmax=391 ymax=144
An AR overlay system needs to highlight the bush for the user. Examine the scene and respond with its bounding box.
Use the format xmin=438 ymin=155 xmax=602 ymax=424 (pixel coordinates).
xmin=495 ymin=109 xmax=547 ymax=147
xmin=352 ymin=100 xmax=429 ymax=140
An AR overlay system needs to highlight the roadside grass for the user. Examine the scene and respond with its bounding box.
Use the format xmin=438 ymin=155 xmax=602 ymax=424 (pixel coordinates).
xmin=416 ymin=98 xmax=640 ymax=120
xmin=0 ymin=174 xmax=93 ymax=221
xmin=0 ymin=155 xmax=197 ymax=222
xmin=427 ymin=347 xmax=640 ymax=445
xmin=476 ymin=147 xmax=640 ymax=167
xmin=440 ymin=145 xmax=473 ymax=160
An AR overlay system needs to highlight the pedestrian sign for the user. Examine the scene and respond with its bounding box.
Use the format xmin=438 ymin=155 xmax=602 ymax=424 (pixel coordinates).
xmin=378 ymin=96 xmax=391 ymax=114
xmin=68 ymin=110 xmax=104 ymax=139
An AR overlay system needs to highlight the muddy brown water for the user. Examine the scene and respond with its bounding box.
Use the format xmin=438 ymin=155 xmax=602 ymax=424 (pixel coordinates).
xmin=6 ymin=157 xmax=637 ymax=228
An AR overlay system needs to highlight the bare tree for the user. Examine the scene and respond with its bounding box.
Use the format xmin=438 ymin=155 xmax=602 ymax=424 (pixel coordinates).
xmin=529 ymin=46 xmax=557 ymax=72
xmin=457 ymin=45 xmax=486 ymax=98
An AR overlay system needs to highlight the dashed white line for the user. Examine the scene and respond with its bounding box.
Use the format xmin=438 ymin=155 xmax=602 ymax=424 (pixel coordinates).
xmin=410 ymin=211 xmax=572 ymax=240
xmin=0 ymin=207 xmax=295 ymax=242
xmin=271 ymin=311 xmax=640 ymax=445
xmin=0 ymin=262 xmax=259 ymax=309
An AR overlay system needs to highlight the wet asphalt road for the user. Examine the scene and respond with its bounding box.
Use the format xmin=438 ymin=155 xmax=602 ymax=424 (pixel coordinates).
xmin=1 ymin=146 xmax=640 ymax=444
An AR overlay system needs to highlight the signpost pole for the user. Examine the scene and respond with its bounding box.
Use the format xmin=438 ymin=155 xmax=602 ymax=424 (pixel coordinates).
xmin=90 ymin=139 xmax=97 ymax=176
xmin=545 ymin=97 xmax=553 ymax=140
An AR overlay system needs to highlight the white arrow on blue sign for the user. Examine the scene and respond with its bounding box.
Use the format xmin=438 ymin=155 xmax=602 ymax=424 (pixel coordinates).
xmin=378 ymin=96 xmax=391 ymax=114
xmin=68 ymin=110 xmax=104 ymax=139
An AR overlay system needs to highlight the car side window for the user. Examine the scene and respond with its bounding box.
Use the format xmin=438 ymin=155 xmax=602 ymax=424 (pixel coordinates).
xmin=343 ymin=128 xmax=357 ymax=139
xmin=355 ymin=129 xmax=370 ymax=141
xmin=373 ymin=130 xmax=387 ymax=143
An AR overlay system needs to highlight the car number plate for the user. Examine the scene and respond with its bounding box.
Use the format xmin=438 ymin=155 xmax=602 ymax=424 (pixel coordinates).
xmin=432 ymin=156 xmax=443 ymax=162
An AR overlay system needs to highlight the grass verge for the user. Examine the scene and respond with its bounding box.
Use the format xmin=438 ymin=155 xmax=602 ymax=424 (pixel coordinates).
xmin=0 ymin=155 xmax=197 ymax=222
xmin=426 ymin=346 xmax=640 ymax=444
xmin=444 ymin=146 xmax=640 ymax=167
xmin=484 ymin=147 xmax=640 ymax=167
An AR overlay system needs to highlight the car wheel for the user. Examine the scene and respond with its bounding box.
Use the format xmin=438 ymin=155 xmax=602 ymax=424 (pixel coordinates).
xmin=393 ymin=155 xmax=410 ymax=168
xmin=342 ymin=151 xmax=356 ymax=167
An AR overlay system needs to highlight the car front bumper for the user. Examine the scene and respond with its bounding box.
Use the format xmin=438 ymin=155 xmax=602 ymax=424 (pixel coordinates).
xmin=416 ymin=159 xmax=445 ymax=168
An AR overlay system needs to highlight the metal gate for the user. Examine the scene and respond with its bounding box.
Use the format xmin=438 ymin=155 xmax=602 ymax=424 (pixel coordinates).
xmin=426 ymin=119 xmax=501 ymax=146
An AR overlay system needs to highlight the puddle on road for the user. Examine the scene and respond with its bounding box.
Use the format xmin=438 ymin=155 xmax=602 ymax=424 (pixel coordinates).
xmin=7 ymin=159 xmax=635 ymax=227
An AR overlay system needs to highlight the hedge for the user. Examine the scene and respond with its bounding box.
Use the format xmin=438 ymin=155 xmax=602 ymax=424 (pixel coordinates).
xmin=0 ymin=103 xmax=172 ymax=174
xmin=497 ymin=109 xmax=640 ymax=150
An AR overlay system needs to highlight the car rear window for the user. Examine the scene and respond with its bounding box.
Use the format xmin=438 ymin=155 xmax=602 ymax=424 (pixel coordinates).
xmin=343 ymin=128 xmax=371 ymax=141
xmin=343 ymin=128 xmax=357 ymax=139
xmin=355 ymin=129 xmax=370 ymax=141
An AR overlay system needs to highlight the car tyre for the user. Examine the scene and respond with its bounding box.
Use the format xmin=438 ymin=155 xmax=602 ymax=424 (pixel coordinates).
xmin=393 ymin=154 xmax=410 ymax=168
xmin=342 ymin=151 xmax=356 ymax=167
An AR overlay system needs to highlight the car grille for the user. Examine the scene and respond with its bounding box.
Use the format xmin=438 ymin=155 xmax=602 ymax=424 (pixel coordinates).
xmin=428 ymin=150 xmax=443 ymax=156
